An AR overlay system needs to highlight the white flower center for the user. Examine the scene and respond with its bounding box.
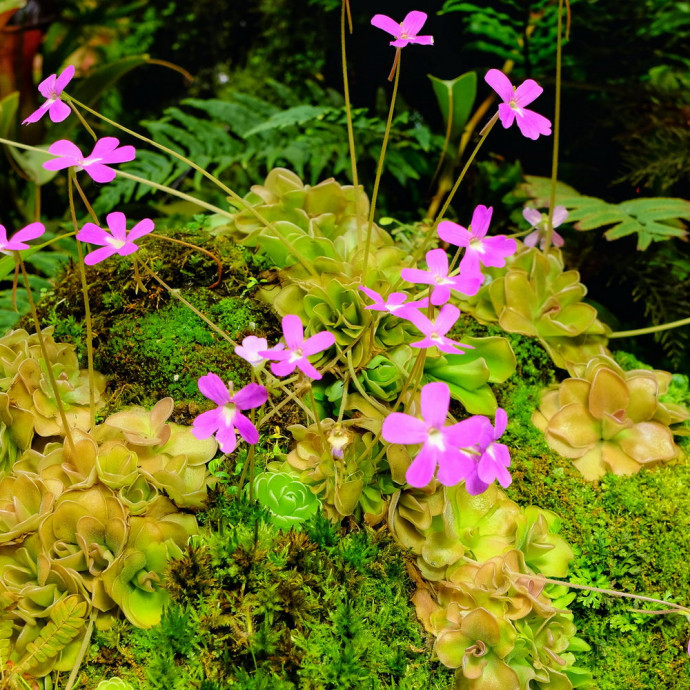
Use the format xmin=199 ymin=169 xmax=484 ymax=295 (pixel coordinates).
xmin=81 ymin=157 xmax=102 ymax=168
xmin=106 ymin=236 xmax=127 ymax=249
xmin=428 ymin=428 xmax=445 ymax=450
xmin=470 ymin=238 xmax=485 ymax=253
xmin=288 ymin=348 xmax=304 ymax=363
xmin=222 ymin=403 xmax=237 ymax=424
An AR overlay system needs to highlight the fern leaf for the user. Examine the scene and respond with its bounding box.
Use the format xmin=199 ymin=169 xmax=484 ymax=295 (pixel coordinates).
xmin=243 ymin=105 xmax=330 ymax=137
xmin=11 ymin=596 xmax=87 ymax=676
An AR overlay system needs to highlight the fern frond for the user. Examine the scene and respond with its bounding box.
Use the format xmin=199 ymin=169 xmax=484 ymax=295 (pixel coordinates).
xmin=0 ymin=618 xmax=14 ymax=669
xmin=11 ymin=596 xmax=87 ymax=676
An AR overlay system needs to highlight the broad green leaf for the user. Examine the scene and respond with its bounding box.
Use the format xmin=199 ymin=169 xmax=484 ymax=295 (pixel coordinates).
xmin=0 ymin=0 xmax=26 ymax=12
xmin=0 ymin=91 xmax=18 ymax=137
xmin=8 ymin=145 xmax=58 ymax=185
xmin=428 ymin=71 xmax=477 ymax=141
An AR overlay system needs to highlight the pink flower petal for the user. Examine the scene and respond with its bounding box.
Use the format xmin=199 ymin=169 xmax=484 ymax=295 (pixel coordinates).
xmin=481 ymin=235 xmax=517 ymax=267
xmin=233 ymin=411 xmax=259 ymax=445
xmin=302 ymin=330 xmax=336 ymax=356
xmin=425 ymin=248 xmax=449 ymax=276
xmin=281 ymin=314 xmax=304 ymax=350
xmin=192 ymin=408 xmax=223 ymax=439
xmin=497 ymin=102 xmax=517 ymax=129
xmin=485 ymin=69 xmax=515 ymax=103
xmin=494 ymin=408 xmax=508 ymax=438
xmin=437 ymin=447 xmax=475 ymax=487
xmin=552 ymin=230 xmax=565 ymax=247
xmin=0 ymin=226 xmax=8 ymax=246
xmin=401 ymin=267 xmax=434 ymax=286
xmin=127 ymin=218 xmax=155 ymax=242
xmin=90 ymin=137 xmax=121 ymax=158
xmin=401 ymin=10 xmax=428 ymax=36
xmin=296 ymin=359 xmax=323 ymax=380
xmin=359 ymin=286 xmax=384 ymax=306
xmin=408 ymin=35 xmax=434 ymax=45
xmin=198 ymin=372 xmax=232 ymax=406
xmin=117 ymin=243 xmax=139 ymax=257
xmin=215 ymin=422 xmax=239 ymax=454
xmin=516 ymin=109 xmax=552 ymax=140
xmin=523 ymin=208 xmax=542 ymax=227
xmin=430 ymin=284 xmax=451 ymax=306
xmin=523 ymin=230 xmax=539 ymax=248
xmin=470 ymin=205 xmax=493 ymax=239
xmin=450 ymin=272 xmax=482 ymax=297
xmin=382 ymin=412 xmax=428 ymax=445
xmin=106 ymin=212 xmax=128 ymax=241
xmin=102 ymin=145 xmax=136 ymax=165
xmin=48 ymin=99 xmax=71 ymax=123
xmin=464 ymin=467 xmax=490 ymax=495
xmin=552 ymin=206 xmax=569 ymax=227
xmin=77 ymin=223 xmax=111 ymax=246
xmin=54 ymin=65 xmax=75 ymax=93
xmin=445 ymin=416 xmax=492 ymax=448
xmin=437 ymin=220 xmax=471 ymax=247
xmin=48 ymin=139 xmax=83 ymax=159
xmin=271 ymin=359 xmax=297 ymax=377
xmin=434 ymin=304 xmax=461 ymax=334
xmin=405 ymin=443 xmax=438 ymax=487
xmin=232 ymin=382 xmax=268 ymax=410
xmin=84 ymin=163 xmax=116 ymax=184
xmin=37 ymin=74 xmax=57 ymax=99
xmin=421 ymin=382 xmax=450 ymax=429
xmin=84 ymin=246 xmax=118 ymax=265
xmin=371 ymin=13 xmax=402 ymax=37
xmin=22 ymin=101 xmax=52 ymax=125
xmin=514 ymin=78 xmax=543 ymax=108
xmin=11 ymin=222 xmax=45 ymax=245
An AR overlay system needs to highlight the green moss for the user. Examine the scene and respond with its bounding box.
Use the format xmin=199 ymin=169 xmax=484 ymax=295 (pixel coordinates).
xmin=82 ymin=493 xmax=453 ymax=689
xmin=499 ymin=340 xmax=690 ymax=689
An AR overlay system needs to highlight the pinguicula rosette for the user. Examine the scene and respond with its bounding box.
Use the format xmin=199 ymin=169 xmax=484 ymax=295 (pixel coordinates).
xmin=43 ymin=137 xmax=136 ymax=183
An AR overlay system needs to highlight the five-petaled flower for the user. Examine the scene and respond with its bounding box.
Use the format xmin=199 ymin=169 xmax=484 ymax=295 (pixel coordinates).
xmin=76 ymin=212 xmax=153 ymax=265
xmin=43 ymin=137 xmax=136 ymax=183
xmin=0 ymin=222 xmax=45 ymax=255
xmin=260 ymin=314 xmax=336 ymax=380
xmin=193 ymin=373 xmax=268 ymax=453
xmin=401 ymin=248 xmax=482 ymax=305
xmin=523 ymin=205 xmax=568 ymax=250
xmin=382 ymin=381 xmax=491 ymax=487
xmin=485 ymin=69 xmax=552 ymax=140
xmin=437 ymin=205 xmax=516 ymax=280
xmin=371 ymin=11 xmax=434 ymax=47
xmin=235 ymin=336 xmax=284 ymax=368
xmin=359 ymin=286 xmax=425 ymax=316
xmin=22 ymin=65 xmax=75 ymax=125
xmin=404 ymin=304 xmax=472 ymax=355
xmin=463 ymin=408 xmax=513 ymax=495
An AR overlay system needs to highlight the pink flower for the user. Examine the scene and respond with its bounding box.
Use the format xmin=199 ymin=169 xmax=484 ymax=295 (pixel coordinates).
xmin=371 ymin=11 xmax=434 ymax=47
xmin=0 ymin=222 xmax=45 ymax=255
xmin=382 ymin=382 xmax=491 ymax=487
xmin=404 ymin=304 xmax=473 ymax=355
xmin=437 ymin=205 xmax=517 ymax=280
xmin=463 ymin=408 xmax=512 ymax=495
xmin=260 ymin=315 xmax=336 ymax=380
xmin=359 ymin=286 xmax=426 ymax=316
xmin=523 ymin=206 xmax=568 ymax=249
xmin=22 ymin=65 xmax=75 ymax=125
xmin=76 ymin=212 xmax=153 ymax=265
xmin=485 ymin=69 xmax=552 ymax=140
xmin=400 ymin=248 xmax=482 ymax=305
xmin=43 ymin=137 xmax=136 ymax=183
xmin=192 ymin=373 xmax=268 ymax=453
xmin=235 ymin=336 xmax=284 ymax=367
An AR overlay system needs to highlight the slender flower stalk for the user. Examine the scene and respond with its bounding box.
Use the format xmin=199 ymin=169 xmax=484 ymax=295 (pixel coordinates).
xmin=361 ymin=49 xmax=401 ymax=281
xmin=67 ymin=171 xmax=96 ymax=430
xmin=545 ymin=0 xmax=565 ymax=253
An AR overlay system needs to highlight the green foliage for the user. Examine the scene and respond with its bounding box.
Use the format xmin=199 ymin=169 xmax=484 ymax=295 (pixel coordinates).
xmin=93 ymin=83 xmax=439 ymax=216
xmin=86 ymin=497 xmax=454 ymax=688
xmin=254 ymin=472 xmax=321 ymax=530
xmin=522 ymin=176 xmax=690 ymax=250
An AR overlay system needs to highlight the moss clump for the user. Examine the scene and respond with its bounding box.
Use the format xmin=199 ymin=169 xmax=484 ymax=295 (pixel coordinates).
xmin=498 ymin=340 xmax=690 ymax=689
xmin=81 ymin=491 xmax=454 ymax=689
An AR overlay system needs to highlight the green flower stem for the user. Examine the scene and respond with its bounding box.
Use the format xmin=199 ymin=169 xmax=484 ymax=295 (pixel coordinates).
xmin=307 ymin=379 xmax=327 ymax=446
xmin=337 ymin=374 xmax=349 ymax=423
xmin=66 ymin=96 xmax=320 ymax=278
xmin=361 ymin=48 xmax=401 ymax=281
xmin=141 ymin=263 xmax=238 ymax=348
xmin=609 ymin=317 xmax=690 ymax=339
xmin=345 ymin=349 xmax=391 ymax=416
xmin=64 ymin=609 xmax=96 ymax=690
xmin=148 ymin=233 xmax=223 ymax=288
xmin=15 ymin=254 xmax=77 ymax=455
xmin=67 ymin=171 xmax=96 ymax=431
xmin=69 ymin=101 xmax=97 ymax=141
xmin=341 ymin=0 xmax=359 ymax=198
xmin=544 ymin=0 xmax=565 ymax=254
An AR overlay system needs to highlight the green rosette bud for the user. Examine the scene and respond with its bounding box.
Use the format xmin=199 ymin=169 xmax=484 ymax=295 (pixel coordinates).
xmin=254 ymin=472 xmax=320 ymax=530
xmin=96 ymin=679 xmax=135 ymax=690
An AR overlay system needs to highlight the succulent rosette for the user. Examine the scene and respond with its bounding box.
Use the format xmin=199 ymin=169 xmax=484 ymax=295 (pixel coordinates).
xmin=254 ymin=471 xmax=321 ymax=529
xmin=532 ymin=355 xmax=689 ymax=479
